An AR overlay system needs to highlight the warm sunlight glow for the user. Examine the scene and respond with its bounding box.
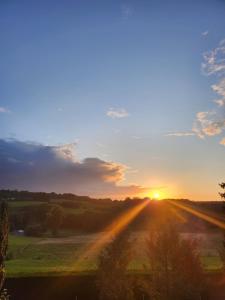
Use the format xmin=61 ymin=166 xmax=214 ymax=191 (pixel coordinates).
xmin=147 ymin=190 xmax=162 ymax=200
xmin=73 ymin=199 xmax=149 ymax=269
xmin=153 ymin=192 xmax=160 ymax=200
xmin=168 ymin=200 xmax=225 ymax=230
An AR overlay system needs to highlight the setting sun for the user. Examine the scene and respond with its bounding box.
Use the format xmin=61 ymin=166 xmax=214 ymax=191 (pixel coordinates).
xmin=153 ymin=192 xmax=160 ymax=200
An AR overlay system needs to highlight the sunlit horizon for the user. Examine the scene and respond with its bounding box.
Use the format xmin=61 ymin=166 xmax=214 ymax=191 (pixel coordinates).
xmin=1 ymin=2 xmax=225 ymax=300
xmin=0 ymin=0 xmax=225 ymax=201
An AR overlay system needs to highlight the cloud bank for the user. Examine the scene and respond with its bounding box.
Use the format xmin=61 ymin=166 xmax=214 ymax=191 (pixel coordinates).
xmin=0 ymin=139 xmax=147 ymax=199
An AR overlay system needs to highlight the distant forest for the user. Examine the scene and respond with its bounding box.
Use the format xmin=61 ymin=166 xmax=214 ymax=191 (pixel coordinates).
xmin=0 ymin=190 xmax=224 ymax=236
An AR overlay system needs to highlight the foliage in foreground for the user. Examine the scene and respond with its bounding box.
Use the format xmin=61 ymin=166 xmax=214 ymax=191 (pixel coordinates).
xmin=96 ymin=219 xmax=206 ymax=300
xmin=219 ymin=182 xmax=225 ymax=269
xmin=47 ymin=204 xmax=64 ymax=236
xmin=142 ymin=220 xmax=205 ymax=300
xmin=0 ymin=202 xmax=9 ymax=297
xmin=97 ymin=230 xmax=135 ymax=300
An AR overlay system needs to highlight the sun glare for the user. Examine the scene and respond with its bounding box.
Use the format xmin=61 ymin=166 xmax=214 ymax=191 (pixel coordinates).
xmin=153 ymin=192 xmax=160 ymax=200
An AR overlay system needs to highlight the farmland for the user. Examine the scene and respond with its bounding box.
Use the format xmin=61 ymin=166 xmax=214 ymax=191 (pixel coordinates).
xmin=3 ymin=191 xmax=225 ymax=278
xmin=6 ymin=231 xmax=223 ymax=278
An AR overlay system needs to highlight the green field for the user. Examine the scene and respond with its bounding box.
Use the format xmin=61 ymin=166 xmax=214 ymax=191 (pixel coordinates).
xmin=8 ymin=198 xmax=111 ymax=210
xmin=6 ymin=232 xmax=223 ymax=278
xmin=6 ymin=235 xmax=97 ymax=277
xmin=8 ymin=201 xmax=46 ymax=208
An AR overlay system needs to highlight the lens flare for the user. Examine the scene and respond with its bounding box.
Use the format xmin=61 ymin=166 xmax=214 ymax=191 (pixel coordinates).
xmin=168 ymin=200 xmax=225 ymax=230
xmin=73 ymin=199 xmax=149 ymax=269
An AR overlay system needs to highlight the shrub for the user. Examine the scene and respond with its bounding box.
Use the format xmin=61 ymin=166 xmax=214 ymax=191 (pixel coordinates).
xmin=25 ymin=224 xmax=44 ymax=237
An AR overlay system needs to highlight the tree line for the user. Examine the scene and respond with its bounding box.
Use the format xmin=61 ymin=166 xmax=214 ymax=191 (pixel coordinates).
xmin=0 ymin=183 xmax=225 ymax=299
xmin=97 ymin=220 xmax=206 ymax=300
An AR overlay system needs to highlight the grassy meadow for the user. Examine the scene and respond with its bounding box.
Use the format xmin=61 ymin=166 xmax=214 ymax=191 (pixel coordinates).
xmin=4 ymin=196 xmax=225 ymax=278
xmin=6 ymin=231 xmax=223 ymax=278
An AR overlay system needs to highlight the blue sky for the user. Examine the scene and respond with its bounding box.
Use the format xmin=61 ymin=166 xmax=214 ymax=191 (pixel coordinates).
xmin=0 ymin=0 xmax=225 ymax=199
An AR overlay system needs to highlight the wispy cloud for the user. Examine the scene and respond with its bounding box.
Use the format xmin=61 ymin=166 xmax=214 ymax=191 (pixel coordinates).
xmin=220 ymin=137 xmax=225 ymax=146
xmin=0 ymin=107 xmax=10 ymax=113
xmin=193 ymin=111 xmax=225 ymax=138
xmin=96 ymin=142 xmax=106 ymax=148
xmin=212 ymin=78 xmax=225 ymax=106
xmin=165 ymin=132 xmax=195 ymax=137
xmin=214 ymin=99 xmax=225 ymax=107
xmin=106 ymin=108 xmax=129 ymax=119
xmin=193 ymin=39 xmax=225 ymax=143
xmin=202 ymin=30 xmax=209 ymax=37
xmin=121 ymin=4 xmax=133 ymax=20
xmin=202 ymin=39 xmax=225 ymax=75
xmin=131 ymin=135 xmax=142 ymax=140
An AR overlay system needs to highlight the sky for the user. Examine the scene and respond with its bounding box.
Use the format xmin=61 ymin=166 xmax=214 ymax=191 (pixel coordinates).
xmin=0 ymin=0 xmax=225 ymax=200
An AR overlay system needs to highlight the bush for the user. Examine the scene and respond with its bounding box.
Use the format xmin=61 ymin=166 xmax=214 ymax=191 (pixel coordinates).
xmin=143 ymin=220 xmax=205 ymax=300
xmin=25 ymin=224 xmax=44 ymax=237
xmin=47 ymin=205 xmax=64 ymax=236
xmin=97 ymin=230 xmax=135 ymax=300
xmin=5 ymin=251 xmax=14 ymax=261
xmin=60 ymin=201 xmax=81 ymax=209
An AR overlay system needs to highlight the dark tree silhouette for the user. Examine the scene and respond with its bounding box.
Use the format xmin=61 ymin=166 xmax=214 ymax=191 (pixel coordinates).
xmin=0 ymin=202 xmax=9 ymax=295
xmin=219 ymin=182 xmax=225 ymax=200
xmin=143 ymin=220 xmax=204 ymax=300
xmin=97 ymin=230 xmax=135 ymax=300
xmin=219 ymin=182 xmax=225 ymax=268
xmin=47 ymin=205 xmax=64 ymax=236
